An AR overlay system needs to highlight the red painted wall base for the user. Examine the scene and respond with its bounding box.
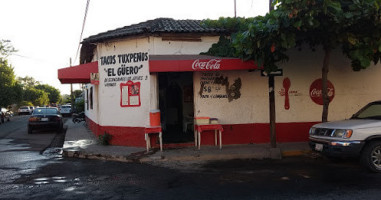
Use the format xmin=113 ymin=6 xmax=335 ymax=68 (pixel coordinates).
xmin=86 ymin=117 xmax=318 ymax=147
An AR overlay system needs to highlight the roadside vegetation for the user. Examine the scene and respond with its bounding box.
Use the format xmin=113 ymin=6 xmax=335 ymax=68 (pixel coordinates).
xmin=0 ymin=40 xmax=62 ymax=110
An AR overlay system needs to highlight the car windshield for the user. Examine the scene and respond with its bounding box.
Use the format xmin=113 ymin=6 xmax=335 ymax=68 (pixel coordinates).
xmin=62 ymin=106 xmax=70 ymax=108
xmin=33 ymin=108 xmax=59 ymax=115
xmin=352 ymin=102 xmax=381 ymax=120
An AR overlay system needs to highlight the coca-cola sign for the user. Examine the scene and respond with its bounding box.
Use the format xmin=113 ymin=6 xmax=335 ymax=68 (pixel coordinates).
xmin=309 ymin=78 xmax=335 ymax=105
xmin=192 ymin=59 xmax=221 ymax=70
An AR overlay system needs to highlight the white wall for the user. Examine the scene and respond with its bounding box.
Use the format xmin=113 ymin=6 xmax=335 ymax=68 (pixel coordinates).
xmin=149 ymin=36 xmax=220 ymax=55
xmin=88 ymin=35 xmax=381 ymax=127
xmin=84 ymin=84 xmax=99 ymax=123
xmin=194 ymin=48 xmax=381 ymax=124
xmin=97 ymin=39 xmax=151 ymax=127
xmin=194 ymin=71 xmax=268 ymax=124
xmin=87 ymin=35 xmax=221 ymax=127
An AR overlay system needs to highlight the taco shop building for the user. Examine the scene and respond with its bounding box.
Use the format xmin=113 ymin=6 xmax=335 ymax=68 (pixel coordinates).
xmin=58 ymin=18 xmax=381 ymax=149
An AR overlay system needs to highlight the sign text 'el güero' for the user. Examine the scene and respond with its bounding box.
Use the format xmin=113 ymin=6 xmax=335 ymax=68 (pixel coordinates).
xmin=100 ymin=52 xmax=148 ymax=87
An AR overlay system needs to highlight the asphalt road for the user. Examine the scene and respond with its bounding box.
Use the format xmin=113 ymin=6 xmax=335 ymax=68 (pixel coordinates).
xmin=1 ymin=116 xmax=381 ymax=199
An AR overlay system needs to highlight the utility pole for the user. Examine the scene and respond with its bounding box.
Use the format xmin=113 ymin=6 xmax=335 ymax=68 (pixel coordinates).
xmin=70 ymin=58 xmax=74 ymax=113
xmin=269 ymin=75 xmax=276 ymax=148
xmin=234 ymin=0 xmax=237 ymax=18
xmin=268 ymin=1 xmax=276 ymax=148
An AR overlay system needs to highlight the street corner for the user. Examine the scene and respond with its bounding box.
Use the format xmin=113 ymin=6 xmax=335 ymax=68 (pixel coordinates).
xmin=270 ymin=148 xmax=282 ymax=159
xmin=62 ymin=148 xmax=81 ymax=158
xmin=63 ymin=139 xmax=95 ymax=150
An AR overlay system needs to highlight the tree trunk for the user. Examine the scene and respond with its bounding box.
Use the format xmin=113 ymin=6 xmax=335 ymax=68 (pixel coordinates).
xmin=269 ymin=0 xmax=274 ymax=11
xmin=322 ymin=48 xmax=331 ymax=122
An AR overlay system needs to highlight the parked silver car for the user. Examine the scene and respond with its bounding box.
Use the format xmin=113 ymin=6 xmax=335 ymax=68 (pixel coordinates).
xmin=310 ymin=101 xmax=381 ymax=172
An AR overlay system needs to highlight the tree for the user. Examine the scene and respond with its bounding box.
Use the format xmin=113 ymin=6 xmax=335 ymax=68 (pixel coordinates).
xmin=35 ymin=84 xmax=61 ymax=104
xmin=17 ymin=76 xmax=40 ymax=89
xmin=0 ymin=59 xmax=22 ymax=107
xmin=0 ymin=40 xmax=59 ymax=107
xmin=204 ymin=0 xmax=381 ymax=122
xmin=0 ymin=40 xmax=20 ymax=107
xmin=61 ymin=94 xmax=71 ymax=104
xmin=74 ymin=99 xmax=85 ymax=113
xmin=0 ymin=39 xmax=16 ymax=60
xmin=73 ymin=90 xmax=83 ymax=99
xmin=23 ymin=87 xmax=49 ymax=106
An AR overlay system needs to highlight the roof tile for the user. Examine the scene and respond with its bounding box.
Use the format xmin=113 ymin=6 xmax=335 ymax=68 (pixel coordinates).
xmin=83 ymin=18 xmax=227 ymax=43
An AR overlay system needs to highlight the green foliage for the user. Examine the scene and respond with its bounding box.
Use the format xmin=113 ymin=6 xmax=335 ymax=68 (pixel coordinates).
xmin=0 ymin=40 xmax=20 ymax=107
xmin=98 ymin=132 xmax=112 ymax=145
xmin=0 ymin=57 xmax=21 ymax=107
xmin=0 ymin=40 xmax=60 ymax=107
xmin=201 ymin=36 xmax=236 ymax=57
xmin=23 ymin=87 xmax=49 ymax=106
xmin=35 ymin=84 xmax=61 ymax=104
xmin=73 ymin=90 xmax=83 ymax=98
xmin=16 ymin=76 xmax=61 ymax=106
xmin=19 ymin=101 xmax=33 ymax=107
xmin=75 ymin=98 xmax=85 ymax=113
xmin=203 ymin=0 xmax=381 ymax=122
xmin=17 ymin=76 xmax=40 ymax=89
xmin=201 ymin=17 xmax=255 ymax=58
xmin=203 ymin=17 xmax=255 ymax=32
xmin=61 ymin=94 xmax=71 ymax=104
xmin=203 ymin=0 xmax=381 ymax=72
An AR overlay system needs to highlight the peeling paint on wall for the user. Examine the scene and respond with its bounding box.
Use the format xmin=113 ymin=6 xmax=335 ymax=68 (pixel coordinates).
xmin=199 ymin=72 xmax=242 ymax=102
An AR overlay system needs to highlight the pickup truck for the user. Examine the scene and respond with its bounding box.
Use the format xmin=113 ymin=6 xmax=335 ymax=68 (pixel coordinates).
xmin=309 ymin=101 xmax=381 ymax=172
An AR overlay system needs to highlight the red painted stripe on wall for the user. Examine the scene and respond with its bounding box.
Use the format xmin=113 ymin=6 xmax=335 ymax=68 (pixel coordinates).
xmin=86 ymin=117 xmax=146 ymax=147
xmin=86 ymin=117 xmax=319 ymax=147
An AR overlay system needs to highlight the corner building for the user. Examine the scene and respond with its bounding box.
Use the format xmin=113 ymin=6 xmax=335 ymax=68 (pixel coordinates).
xmin=58 ymin=18 xmax=381 ymax=148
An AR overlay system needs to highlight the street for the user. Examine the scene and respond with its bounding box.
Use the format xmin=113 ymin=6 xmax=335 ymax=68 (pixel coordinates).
xmin=1 ymin=116 xmax=381 ymax=199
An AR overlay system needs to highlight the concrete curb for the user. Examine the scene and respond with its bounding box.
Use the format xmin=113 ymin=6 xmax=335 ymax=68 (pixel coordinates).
xmin=62 ymin=147 xmax=312 ymax=163
xmin=62 ymin=119 xmax=313 ymax=163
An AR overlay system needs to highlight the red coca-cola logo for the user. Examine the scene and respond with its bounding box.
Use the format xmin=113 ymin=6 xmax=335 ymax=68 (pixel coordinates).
xmin=192 ymin=59 xmax=221 ymax=70
xmin=310 ymin=78 xmax=335 ymax=105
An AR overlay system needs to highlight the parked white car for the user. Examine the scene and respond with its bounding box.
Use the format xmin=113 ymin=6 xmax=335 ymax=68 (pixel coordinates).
xmin=309 ymin=101 xmax=381 ymax=172
xmin=18 ymin=106 xmax=32 ymax=115
xmin=60 ymin=105 xmax=72 ymax=116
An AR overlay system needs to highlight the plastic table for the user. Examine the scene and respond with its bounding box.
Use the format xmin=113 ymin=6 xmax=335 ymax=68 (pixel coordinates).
xmin=194 ymin=124 xmax=223 ymax=150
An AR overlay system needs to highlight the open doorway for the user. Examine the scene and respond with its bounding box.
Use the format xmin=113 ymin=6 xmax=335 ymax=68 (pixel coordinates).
xmin=158 ymin=72 xmax=194 ymax=143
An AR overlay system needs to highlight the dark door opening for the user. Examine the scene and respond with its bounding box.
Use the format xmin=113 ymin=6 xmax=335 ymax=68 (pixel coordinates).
xmin=159 ymin=72 xmax=194 ymax=144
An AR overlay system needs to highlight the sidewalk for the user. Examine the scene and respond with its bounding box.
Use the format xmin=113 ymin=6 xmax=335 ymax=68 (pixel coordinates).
xmin=62 ymin=119 xmax=312 ymax=163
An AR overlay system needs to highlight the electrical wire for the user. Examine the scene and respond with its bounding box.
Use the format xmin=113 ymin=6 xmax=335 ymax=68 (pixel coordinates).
xmin=74 ymin=0 xmax=90 ymax=65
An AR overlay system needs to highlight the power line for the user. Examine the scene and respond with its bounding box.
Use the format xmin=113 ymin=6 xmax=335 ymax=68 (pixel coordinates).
xmin=74 ymin=0 xmax=91 ymax=65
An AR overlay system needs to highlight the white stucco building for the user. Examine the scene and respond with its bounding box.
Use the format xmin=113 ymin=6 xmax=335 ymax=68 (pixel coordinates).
xmin=58 ymin=18 xmax=381 ymax=148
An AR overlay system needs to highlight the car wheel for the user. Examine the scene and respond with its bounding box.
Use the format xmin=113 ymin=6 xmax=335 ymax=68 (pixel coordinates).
xmin=361 ymin=141 xmax=381 ymax=173
xmin=28 ymin=126 xmax=32 ymax=134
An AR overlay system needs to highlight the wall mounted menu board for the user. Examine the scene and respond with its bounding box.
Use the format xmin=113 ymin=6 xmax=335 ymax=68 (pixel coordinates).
xmin=120 ymin=81 xmax=141 ymax=107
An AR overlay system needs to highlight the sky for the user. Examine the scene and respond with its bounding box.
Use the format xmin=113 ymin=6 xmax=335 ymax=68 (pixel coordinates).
xmin=1 ymin=0 xmax=269 ymax=95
